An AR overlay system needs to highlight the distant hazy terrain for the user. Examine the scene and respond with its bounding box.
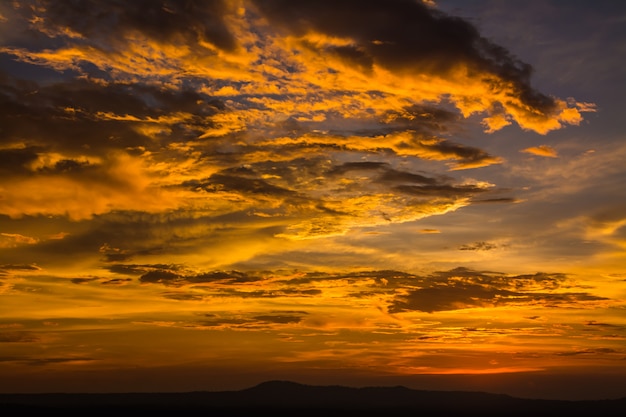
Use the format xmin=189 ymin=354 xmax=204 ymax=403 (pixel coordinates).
xmin=1 ymin=381 xmax=625 ymax=416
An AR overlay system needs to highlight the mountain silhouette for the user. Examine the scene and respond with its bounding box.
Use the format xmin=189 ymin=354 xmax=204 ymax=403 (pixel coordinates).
xmin=1 ymin=380 xmax=625 ymax=416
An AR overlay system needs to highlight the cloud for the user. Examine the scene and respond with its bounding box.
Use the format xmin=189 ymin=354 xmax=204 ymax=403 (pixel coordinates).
xmin=250 ymin=0 xmax=589 ymax=134
xmin=0 ymin=355 xmax=96 ymax=366
xmin=511 ymin=141 xmax=626 ymax=198
xmin=3 ymin=0 xmax=590 ymax=139
xmin=521 ymin=145 xmax=559 ymax=158
xmin=253 ymin=312 xmax=308 ymax=324
xmin=179 ymin=158 xmax=498 ymax=239
xmin=0 ymin=67 xmax=500 ymax=233
xmin=585 ymin=320 xmax=621 ymax=328
xmin=70 ymin=277 xmax=99 ymax=285
xmin=0 ymin=331 xmax=40 ymax=343
xmin=128 ymin=265 xmax=611 ymax=316
xmin=139 ymin=267 xmax=265 ymax=287
xmin=458 ymin=241 xmax=500 ymax=251
xmin=0 ymin=73 xmax=225 ymax=219
xmin=101 ymin=278 xmax=132 ymax=286
xmin=4 ymin=0 xmax=247 ymax=84
xmin=387 ymin=267 xmax=608 ymax=313
xmin=0 ymin=73 xmax=221 ymax=149
xmin=106 ymin=263 xmax=181 ymax=276
xmin=0 ymin=0 xmax=591 ymax=238
xmin=0 ymin=264 xmax=41 ymax=286
xmin=0 ymin=264 xmax=41 ymax=271
xmin=195 ymin=311 xmax=309 ymax=329
xmin=406 ymin=136 xmax=504 ymax=170
xmin=582 ymin=207 xmax=626 ymax=250
xmin=0 ymin=151 xmax=185 ymax=220
xmin=555 ymin=348 xmax=620 ymax=357
xmin=0 ymin=233 xmax=38 ymax=247
xmin=139 ymin=270 xmax=184 ymax=285
xmin=39 ymin=0 xmax=237 ymax=51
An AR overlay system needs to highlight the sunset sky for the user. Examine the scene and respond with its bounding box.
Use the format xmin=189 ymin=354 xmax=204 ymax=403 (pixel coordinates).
xmin=1 ymin=0 xmax=625 ymax=401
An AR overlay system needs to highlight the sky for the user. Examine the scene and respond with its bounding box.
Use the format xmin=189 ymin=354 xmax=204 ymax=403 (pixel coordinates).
xmin=0 ymin=0 xmax=625 ymax=401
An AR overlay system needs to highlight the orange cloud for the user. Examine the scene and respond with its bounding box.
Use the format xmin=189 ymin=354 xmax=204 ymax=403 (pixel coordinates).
xmin=0 ymin=152 xmax=186 ymax=220
xmin=521 ymin=145 xmax=559 ymax=158
xmin=0 ymin=233 xmax=39 ymax=248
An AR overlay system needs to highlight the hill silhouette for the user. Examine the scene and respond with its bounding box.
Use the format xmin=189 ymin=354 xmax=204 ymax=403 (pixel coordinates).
xmin=1 ymin=380 xmax=625 ymax=416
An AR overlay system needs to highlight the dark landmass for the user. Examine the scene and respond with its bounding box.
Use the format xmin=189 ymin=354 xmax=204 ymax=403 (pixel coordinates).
xmin=1 ymin=380 xmax=625 ymax=416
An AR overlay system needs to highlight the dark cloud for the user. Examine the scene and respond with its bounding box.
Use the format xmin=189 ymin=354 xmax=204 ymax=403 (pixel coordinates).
xmin=134 ymin=266 xmax=611 ymax=311
xmin=0 ymin=0 xmax=517 ymax=245
xmin=0 ymin=72 xmax=222 ymax=155
xmin=458 ymin=241 xmax=499 ymax=251
xmin=139 ymin=270 xmax=184 ymax=285
xmin=18 ymin=0 xmax=236 ymax=52
xmin=191 ymin=173 xmax=297 ymax=197
xmin=377 ymin=169 xmax=439 ymax=186
xmin=251 ymin=0 xmax=558 ymax=115
xmin=0 ymin=146 xmax=43 ymax=175
xmin=69 ymin=276 xmax=130 ymax=285
xmin=0 ymin=262 xmax=40 ymax=279
xmin=324 ymin=44 xmax=374 ymax=74
xmin=328 ymin=161 xmax=443 ymax=190
xmin=252 ymin=313 xmax=306 ymax=324
xmin=329 ymin=162 xmax=442 ymax=187
xmin=0 ymin=263 xmax=41 ymax=271
xmin=0 ymin=331 xmax=40 ymax=343
xmin=409 ymin=136 xmax=503 ymax=169
xmin=555 ymin=348 xmax=619 ymax=357
xmin=282 ymin=270 xmax=415 ymax=286
xmin=585 ymin=320 xmax=620 ymax=328
xmin=190 ymin=270 xmax=263 ymax=284
xmin=390 ymin=284 xmax=512 ymax=313
xmin=189 ymin=158 xmax=492 ymax=212
xmin=101 ymin=278 xmax=131 ymax=285
xmin=217 ymin=288 xmax=322 ymax=299
xmin=381 ymin=104 xmax=460 ymax=132
xmin=101 ymin=252 xmax=134 ymax=263
xmin=394 ymin=183 xmax=486 ymax=198
xmin=197 ymin=310 xmax=308 ymax=328
xmin=329 ymin=161 xmax=389 ymax=176
xmin=0 ymin=356 xmax=97 ymax=366
xmin=199 ymin=317 xmax=253 ymax=327
xmin=139 ymin=268 xmax=263 ymax=287
xmin=388 ymin=268 xmax=608 ymax=313
xmin=70 ymin=277 xmax=98 ymax=284
xmin=106 ymin=263 xmax=179 ymax=276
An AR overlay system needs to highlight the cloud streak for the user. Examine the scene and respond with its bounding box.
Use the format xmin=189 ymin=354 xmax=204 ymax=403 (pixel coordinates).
xmin=112 ymin=265 xmax=613 ymax=315
xmin=521 ymin=145 xmax=558 ymax=158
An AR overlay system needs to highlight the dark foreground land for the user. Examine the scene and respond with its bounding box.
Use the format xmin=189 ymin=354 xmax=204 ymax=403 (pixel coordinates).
xmin=1 ymin=380 xmax=625 ymax=416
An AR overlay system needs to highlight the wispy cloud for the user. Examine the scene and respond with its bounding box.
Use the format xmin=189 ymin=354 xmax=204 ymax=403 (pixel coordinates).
xmin=521 ymin=145 xmax=558 ymax=158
